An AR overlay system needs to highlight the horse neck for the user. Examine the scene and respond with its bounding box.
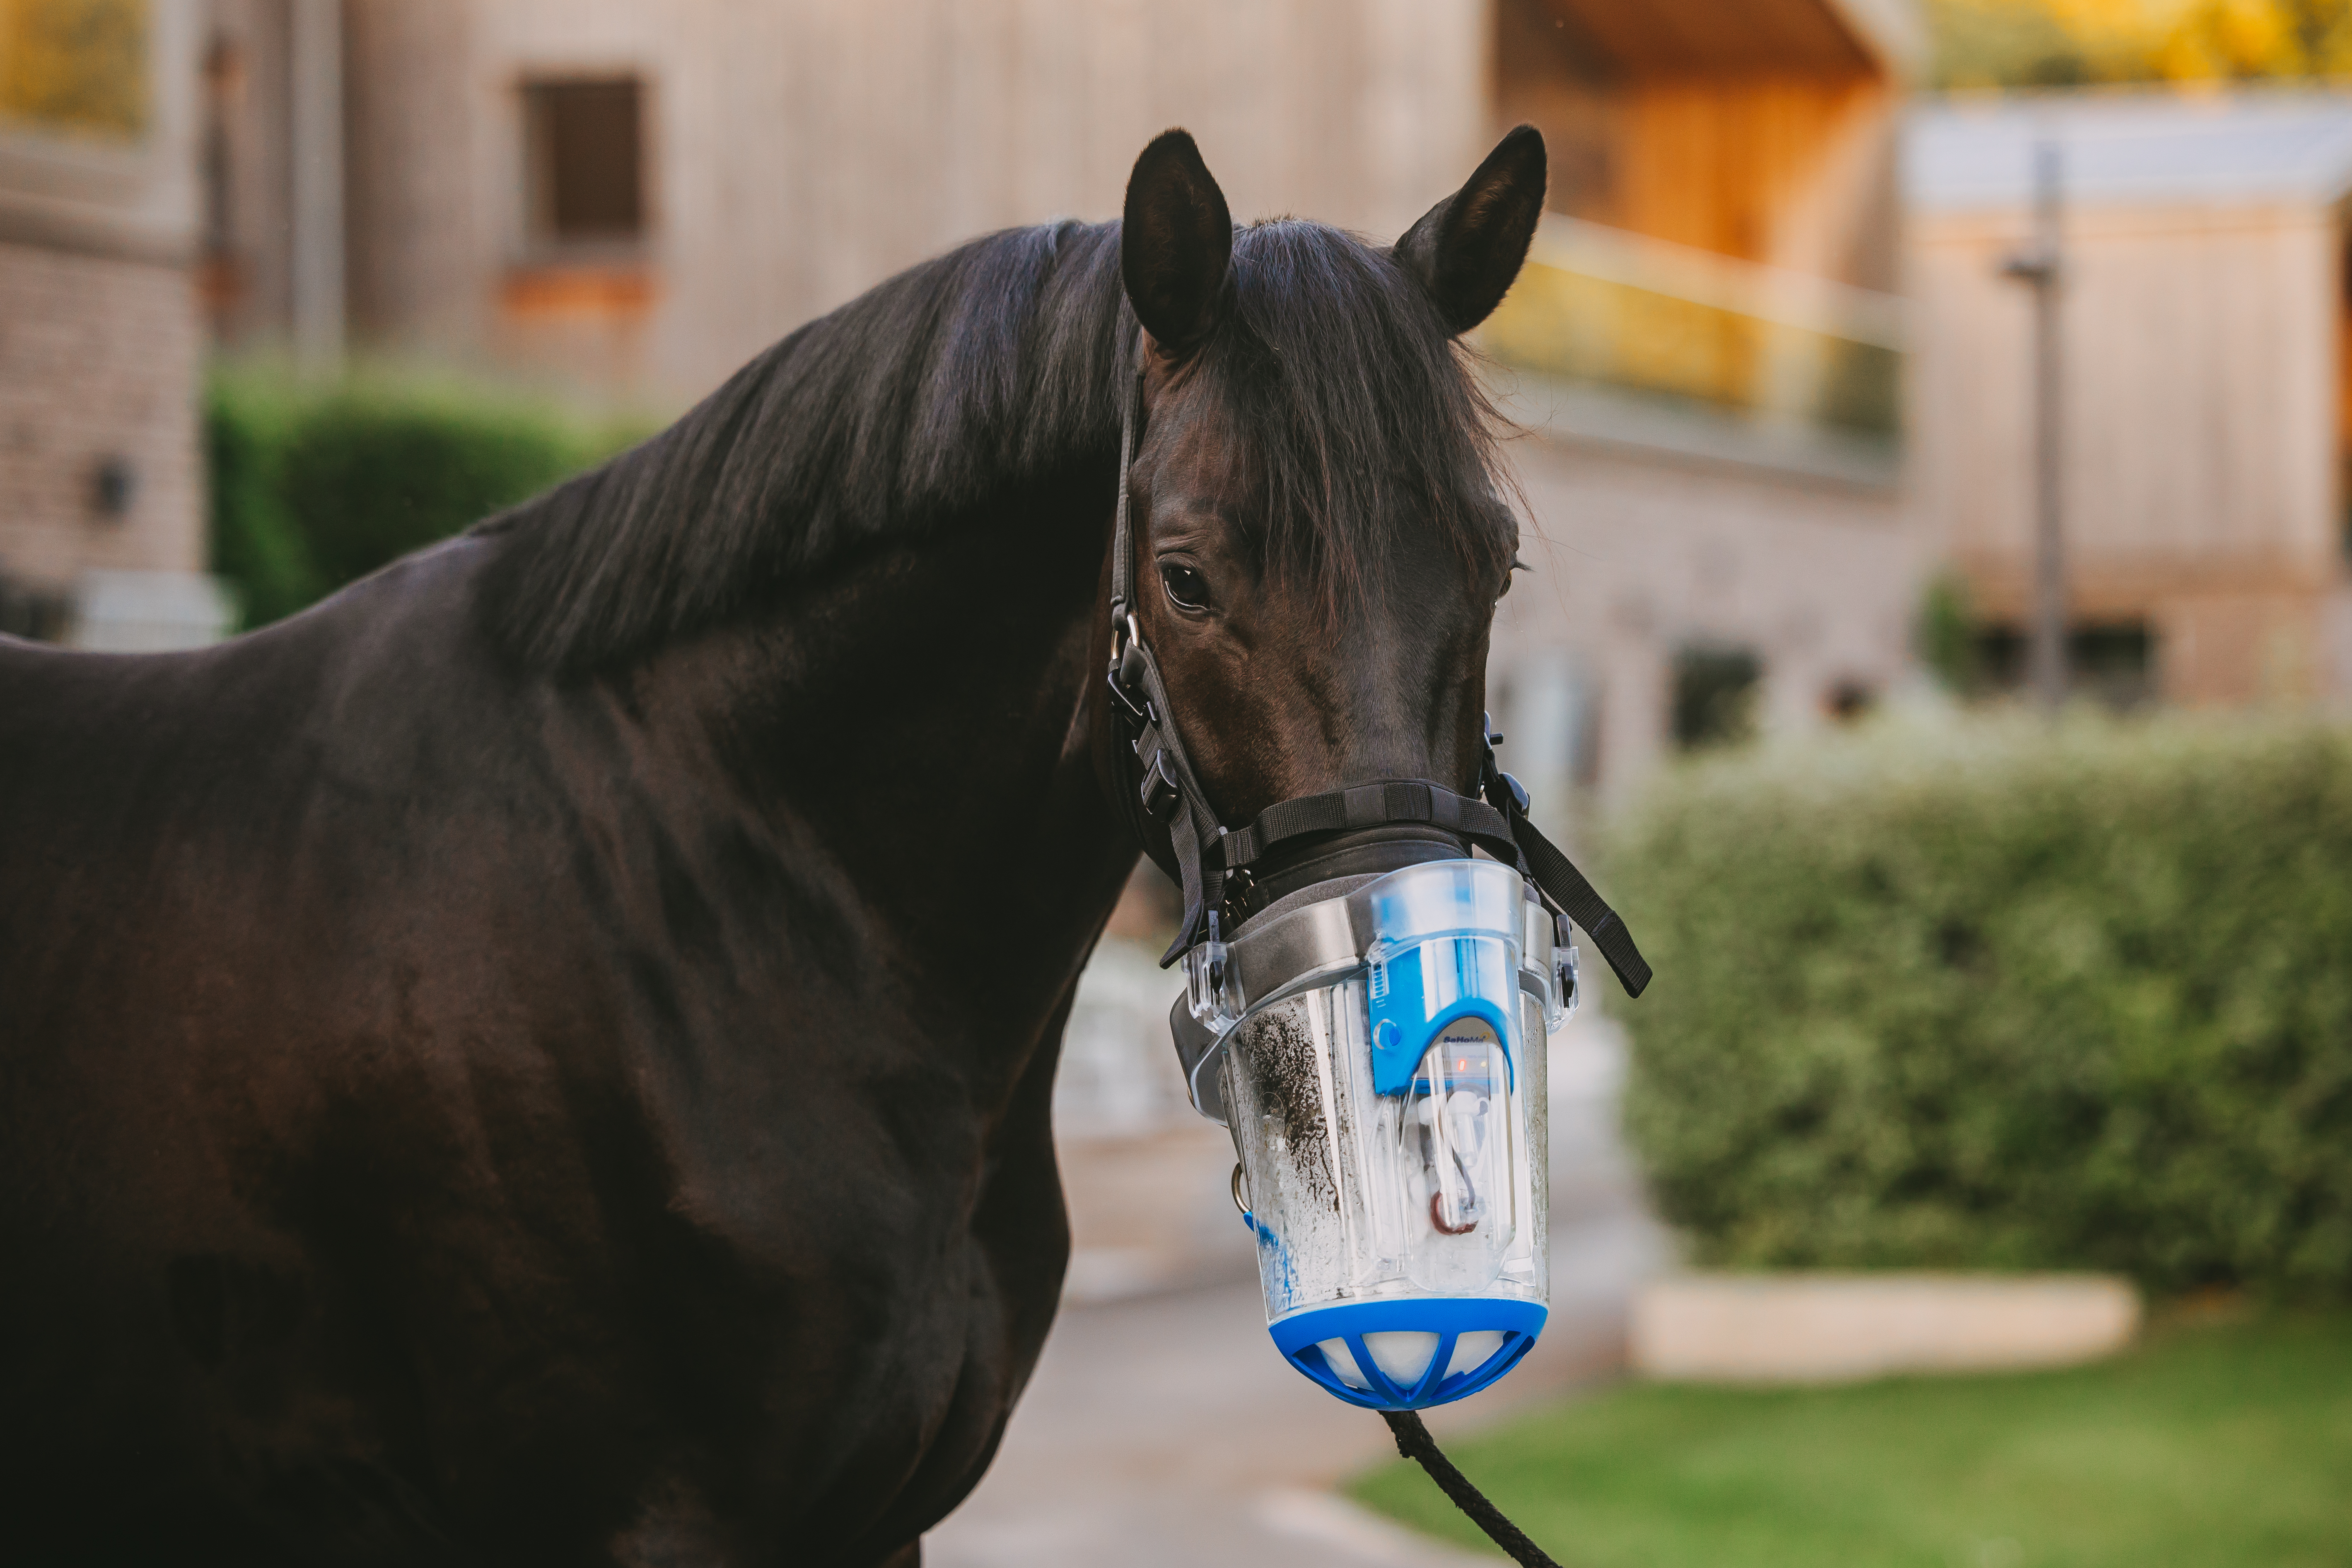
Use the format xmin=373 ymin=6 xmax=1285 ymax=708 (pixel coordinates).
xmin=630 ymin=473 xmax=1137 ymax=1014
xmin=485 ymin=220 xmax=1140 ymax=1029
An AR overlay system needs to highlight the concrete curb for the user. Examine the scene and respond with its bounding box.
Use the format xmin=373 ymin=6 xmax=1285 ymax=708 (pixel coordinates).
xmin=1632 ymin=1271 xmax=2142 ymax=1383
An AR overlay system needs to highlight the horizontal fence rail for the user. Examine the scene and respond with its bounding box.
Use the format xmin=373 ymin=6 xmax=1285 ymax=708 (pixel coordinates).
xmin=1480 ymin=216 xmax=1906 ymax=442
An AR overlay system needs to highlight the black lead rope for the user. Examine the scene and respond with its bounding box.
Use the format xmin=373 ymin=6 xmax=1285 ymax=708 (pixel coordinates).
xmin=1383 ymin=1411 xmax=1565 ymax=1568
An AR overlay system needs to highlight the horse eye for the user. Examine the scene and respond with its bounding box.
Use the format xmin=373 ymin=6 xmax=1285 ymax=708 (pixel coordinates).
xmin=1161 ymin=563 xmax=1210 ymax=612
xmin=1499 ymin=555 xmax=1529 ymax=600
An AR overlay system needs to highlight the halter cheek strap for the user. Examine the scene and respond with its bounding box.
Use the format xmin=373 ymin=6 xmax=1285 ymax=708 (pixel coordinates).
xmin=1102 ymin=340 xmax=1651 ymax=998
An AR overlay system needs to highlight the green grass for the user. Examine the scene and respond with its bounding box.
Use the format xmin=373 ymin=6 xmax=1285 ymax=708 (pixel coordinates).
xmin=1350 ymin=1315 xmax=2352 ymax=1568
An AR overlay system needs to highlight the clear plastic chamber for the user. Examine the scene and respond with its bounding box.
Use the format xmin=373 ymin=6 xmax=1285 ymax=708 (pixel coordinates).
xmin=1215 ymin=858 xmax=1554 ymax=1406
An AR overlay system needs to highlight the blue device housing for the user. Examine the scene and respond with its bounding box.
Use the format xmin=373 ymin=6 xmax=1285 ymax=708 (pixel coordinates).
xmin=1365 ymin=935 xmax=1517 ymax=1096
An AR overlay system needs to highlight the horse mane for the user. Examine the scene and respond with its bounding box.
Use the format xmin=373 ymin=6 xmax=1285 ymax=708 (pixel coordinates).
xmin=478 ymin=217 xmax=1515 ymax=674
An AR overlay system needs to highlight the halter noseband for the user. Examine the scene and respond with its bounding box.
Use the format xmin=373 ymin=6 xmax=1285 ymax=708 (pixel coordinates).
xmin=1103 ymin=337 xmax=1650 ymax=998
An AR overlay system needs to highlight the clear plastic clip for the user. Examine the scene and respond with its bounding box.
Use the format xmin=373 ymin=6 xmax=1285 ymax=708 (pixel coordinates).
xmin=1552 ymin=938 xmax=1581 ymax=1029
xmin=1183 ymin=916 xmax=1245 ymax=1034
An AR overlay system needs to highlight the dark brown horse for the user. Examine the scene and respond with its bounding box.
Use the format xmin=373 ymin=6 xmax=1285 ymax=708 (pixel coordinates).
xmin=0 ymin=126 xmax=1545 ymax=1566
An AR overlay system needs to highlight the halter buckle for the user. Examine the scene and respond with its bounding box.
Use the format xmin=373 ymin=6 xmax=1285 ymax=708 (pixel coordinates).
xmin=1108 ymin=663 xmax=1149 ymax=725
xmin=1139 ymin=751 xmax=1182 ymax=821
xmin=1107 ymin=609 xmax=1151 ymax=725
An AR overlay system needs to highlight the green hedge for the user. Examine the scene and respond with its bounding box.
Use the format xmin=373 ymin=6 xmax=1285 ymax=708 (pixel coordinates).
xmin=206 ymin=366 xmax=649 ymax=629
xmin=1610 ymin=713 xmax=2352 ymax=1298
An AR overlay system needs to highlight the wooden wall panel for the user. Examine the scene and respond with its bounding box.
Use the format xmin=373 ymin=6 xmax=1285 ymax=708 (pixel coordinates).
xmin=1911 ymin=201 xmax=2344 ymax=700
xmin=1611 ymin=79 xmax=1896 ymax=288
xmin=340 ymin=0 xmax=1492 ymax=402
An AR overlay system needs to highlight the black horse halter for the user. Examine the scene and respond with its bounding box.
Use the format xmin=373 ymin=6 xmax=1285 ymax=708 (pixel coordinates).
xmin=1101 ymin=342 xmax=1652 ymax=999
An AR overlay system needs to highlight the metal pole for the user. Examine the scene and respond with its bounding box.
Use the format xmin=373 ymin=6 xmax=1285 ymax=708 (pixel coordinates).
xmin=2002 ymin=142 xmax=2066 ymax=711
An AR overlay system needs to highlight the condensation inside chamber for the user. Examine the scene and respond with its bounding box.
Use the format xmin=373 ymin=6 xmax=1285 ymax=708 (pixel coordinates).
xmin=1222 ymin=980 xmax=1548 ymax=1324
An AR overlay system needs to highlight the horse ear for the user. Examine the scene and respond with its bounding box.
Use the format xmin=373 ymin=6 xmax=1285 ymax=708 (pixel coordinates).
xmin=1394 ymin=125 xmax=1548 ymax=335
xmin=1122 ymin=129 xmax=1233 ymax=355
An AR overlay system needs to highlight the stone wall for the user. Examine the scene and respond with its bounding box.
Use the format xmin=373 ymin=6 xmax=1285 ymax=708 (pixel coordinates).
xmin=1 ymin=0 xmax=209 ymax=638
xmin=0 ymin=239 xmax=204 ymax=592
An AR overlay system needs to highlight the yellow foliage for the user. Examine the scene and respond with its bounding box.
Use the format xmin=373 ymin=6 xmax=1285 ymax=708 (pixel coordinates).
xmin=0 ymin=0 xmax=148 ymax=141
xmin=1932 ymin=0 xmax=2352 ymax=84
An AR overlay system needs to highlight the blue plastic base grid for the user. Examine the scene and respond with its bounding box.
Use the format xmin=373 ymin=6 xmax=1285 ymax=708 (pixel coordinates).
xmin=1268 ymin=1296 xmax=1548 ymax=1411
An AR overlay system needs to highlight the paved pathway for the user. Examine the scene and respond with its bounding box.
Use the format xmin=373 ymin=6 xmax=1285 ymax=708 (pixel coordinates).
xmin=929 ymin=1015 xmax=1666 ymax=1567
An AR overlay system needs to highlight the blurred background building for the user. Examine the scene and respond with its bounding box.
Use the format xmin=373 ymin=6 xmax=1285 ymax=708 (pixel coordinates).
xmin=20 ymin=17 xmax=2352 ymax=796
xmin=199 ymin=0 xmax=1493 ymax=394
xmin=0 ymin=0 xmax=225 ymax=648
xmin=186 ymin=0 xmax=1929 ymax=812
xmin=1478 ymin=0 xmax=1924 ymax=808
xmin=1910 ymin=91 xmax=2352 ymax=707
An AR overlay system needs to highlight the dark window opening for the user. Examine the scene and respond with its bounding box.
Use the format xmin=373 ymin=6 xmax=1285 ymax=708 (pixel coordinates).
xmin=1826 ymin=679 xmax=1876 ymax=722
xmin=1672 ymin=645 xmax=1763 ymax=751
xmin=1975 ymin=621 xmax=2155 ymax=708
xmin=0 ymin=573 xmax=72 ymax=643
xmin=524 ymin=78 xmax=645 ymax=246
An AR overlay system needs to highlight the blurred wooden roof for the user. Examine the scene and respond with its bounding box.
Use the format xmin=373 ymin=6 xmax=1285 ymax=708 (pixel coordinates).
xmin=1532 ymin=0 xmax=1914 ymax=77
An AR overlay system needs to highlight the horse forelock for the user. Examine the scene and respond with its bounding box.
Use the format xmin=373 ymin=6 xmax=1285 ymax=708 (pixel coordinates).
xmin=1198 ymin=219 xmax=1518 ymax=620
xmin=475 ymin=214 xmax=1514 ymax=674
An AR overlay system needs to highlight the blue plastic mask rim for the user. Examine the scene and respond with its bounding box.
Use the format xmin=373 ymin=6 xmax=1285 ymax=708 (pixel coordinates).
xmin=1268 ymin=1297 xmax=1548 ymax=1411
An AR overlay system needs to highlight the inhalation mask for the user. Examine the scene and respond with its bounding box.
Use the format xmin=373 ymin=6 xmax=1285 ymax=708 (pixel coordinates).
xmin=1169 ymin=857 xmax=1577 ymax=1411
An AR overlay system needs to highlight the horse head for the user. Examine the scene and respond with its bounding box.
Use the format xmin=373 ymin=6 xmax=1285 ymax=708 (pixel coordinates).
xmin=1108 ymin=127 xmax=1547 ymax=923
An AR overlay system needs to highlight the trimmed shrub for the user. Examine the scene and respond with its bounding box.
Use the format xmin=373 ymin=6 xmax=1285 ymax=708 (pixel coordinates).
xmin=207 ymin=366 xmax=650 ymax=628
xmin=1609 ymin=713 xmax=2352 ymax=1298
xmin=204 ymin=372 xmax=319 ymax=628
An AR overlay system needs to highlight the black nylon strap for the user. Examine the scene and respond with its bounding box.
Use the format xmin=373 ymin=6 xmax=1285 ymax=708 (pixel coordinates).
xmin=1119 ymin=614 xmax=1232 ymax=960
xmin=1480 ymin=768 xmax=1652 ymax=998
xmin=1524 ymin=820 xmax=1650 ymax=996
xmin=1108 ymin=355 xmax=1142 ymax=621
xmin=1212 ymin=781 xmax=1515 ymax=871
xmin=1106 ymin=333 xmax=1231 ymax=959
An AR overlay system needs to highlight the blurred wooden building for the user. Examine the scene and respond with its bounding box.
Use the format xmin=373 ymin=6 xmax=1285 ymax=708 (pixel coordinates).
xmin=199 ymin=0 xmax=1493 ymax=399
xmin=0 ymin=0 xmax=227 ymax=648
xmin=1909 ymin=92 xmax=2352 ymax=707
xmin=194 ymin=0 xmax=1925 ymax=799
xmin=1480 ymin=0 xmax=1925 ymax=805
